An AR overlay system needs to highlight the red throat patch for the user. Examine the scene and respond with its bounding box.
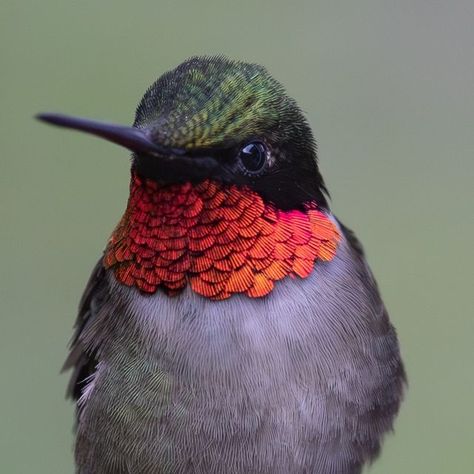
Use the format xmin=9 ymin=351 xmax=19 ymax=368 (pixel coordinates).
xmin=104 ymin=175 xmax=340 ymax=300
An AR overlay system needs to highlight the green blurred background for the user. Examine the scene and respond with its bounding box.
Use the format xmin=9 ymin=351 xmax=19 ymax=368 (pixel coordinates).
xmin=1 ymin=1 xmax=473 ymax=472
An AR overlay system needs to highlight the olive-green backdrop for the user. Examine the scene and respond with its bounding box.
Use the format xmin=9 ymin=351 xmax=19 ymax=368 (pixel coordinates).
xmin=1 ymin=1 xmax=473 ymax=472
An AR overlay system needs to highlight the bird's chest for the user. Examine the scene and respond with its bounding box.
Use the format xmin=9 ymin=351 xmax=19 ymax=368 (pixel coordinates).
xmin=90 ymin=278 xmax=325 ymax=415
xmin=76 ymin=256 xmax=373 ymax=473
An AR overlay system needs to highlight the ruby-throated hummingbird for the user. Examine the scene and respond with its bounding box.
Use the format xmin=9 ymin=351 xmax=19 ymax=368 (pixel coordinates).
xmin=38 ymin=56 xmax=405 ymax=474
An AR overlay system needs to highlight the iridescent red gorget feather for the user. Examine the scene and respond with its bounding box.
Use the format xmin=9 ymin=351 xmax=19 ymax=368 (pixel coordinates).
xmin=99 ymin=58 xmax=341 ymax=300
xmin=104 ymin=174 xmax=340 ymax=300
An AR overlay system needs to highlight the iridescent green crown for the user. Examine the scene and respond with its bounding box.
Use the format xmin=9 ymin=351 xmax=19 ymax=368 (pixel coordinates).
xmin=134 ymin=56 xmax=314 ymax=151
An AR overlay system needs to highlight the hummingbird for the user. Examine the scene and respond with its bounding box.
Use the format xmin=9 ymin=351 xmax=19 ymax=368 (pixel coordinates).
xmin=38 ymin=56 xmax=405 ymax=474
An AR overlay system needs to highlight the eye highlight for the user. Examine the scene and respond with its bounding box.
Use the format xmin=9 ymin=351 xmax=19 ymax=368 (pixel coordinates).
xmin=238 ymin=141 xmax=268 ymax=175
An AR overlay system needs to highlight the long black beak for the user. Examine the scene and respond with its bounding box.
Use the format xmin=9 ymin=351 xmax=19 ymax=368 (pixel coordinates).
xmin=36 ymin=113 xmax=184 ymax=156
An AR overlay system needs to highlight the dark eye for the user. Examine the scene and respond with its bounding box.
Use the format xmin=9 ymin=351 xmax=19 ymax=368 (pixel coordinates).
xmin=239 ymin=141 xmax=267 ymax=174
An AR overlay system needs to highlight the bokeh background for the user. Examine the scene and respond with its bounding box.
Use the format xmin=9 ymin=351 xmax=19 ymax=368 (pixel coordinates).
xmin=1 ymin=1 xmax=473 ymax=472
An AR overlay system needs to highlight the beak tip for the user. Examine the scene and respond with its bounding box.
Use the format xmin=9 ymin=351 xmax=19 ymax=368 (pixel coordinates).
xmin=35 ymin=112 xmax=63 ymax=126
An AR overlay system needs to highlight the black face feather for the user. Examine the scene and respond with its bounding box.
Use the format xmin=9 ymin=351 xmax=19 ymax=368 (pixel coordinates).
xmin=132 ymin=138 xmax=328 ymax=211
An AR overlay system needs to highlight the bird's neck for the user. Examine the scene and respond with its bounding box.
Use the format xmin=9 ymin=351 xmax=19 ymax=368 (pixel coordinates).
xmin=103 ymin=173 xmax=340 ymax=300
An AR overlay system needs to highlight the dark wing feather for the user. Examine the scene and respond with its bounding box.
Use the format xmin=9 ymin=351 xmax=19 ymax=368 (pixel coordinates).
xmin=62 ymin=259 xmax=108 ymax=402
xmin=335 ymin=218 xmax=366 ymax=258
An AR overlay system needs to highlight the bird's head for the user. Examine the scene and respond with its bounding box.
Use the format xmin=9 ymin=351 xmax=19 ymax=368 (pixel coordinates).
xmin=38 ymin=56 xmax=339 ymax=299
xmin=39 ymin=56 xmax=327 ymax=210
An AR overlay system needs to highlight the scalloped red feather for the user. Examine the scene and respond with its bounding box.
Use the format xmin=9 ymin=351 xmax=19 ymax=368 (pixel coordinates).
xmin=104 ymin=175 xmax=340 ymax=300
